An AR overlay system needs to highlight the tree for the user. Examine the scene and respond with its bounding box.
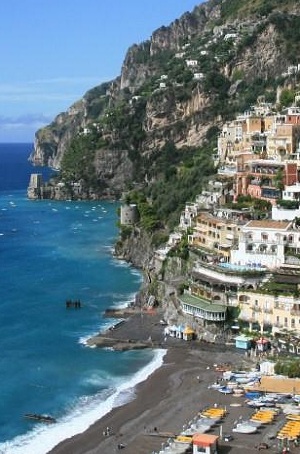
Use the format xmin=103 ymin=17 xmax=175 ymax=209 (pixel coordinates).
xmin=280 ymin=88 xmax=295 ymax=108
xmin=274 ymin=168 xmax=284 ymax=195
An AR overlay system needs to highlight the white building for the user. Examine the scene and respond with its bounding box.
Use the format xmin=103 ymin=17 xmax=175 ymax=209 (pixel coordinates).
xmin=195 ymin=180 xmax=229 ymax=209
xmin=179 ymin=202 xmax=199 ymax=230
xmin=193 ymin=72 xmax=204 ymax=80
xmin=272 ymin=206 xmax=300 ymax=221
xmin=185 ymin=59 xmax=198 ymax=67
xmin=231 ymin=219 xmax=292 ymax=269
xmin=224 ymin=33 xmax=237 ymax=41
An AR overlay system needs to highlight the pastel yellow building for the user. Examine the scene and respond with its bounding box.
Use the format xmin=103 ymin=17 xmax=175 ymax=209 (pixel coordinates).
xmin=267 ymin=124 xmax=300 ymax=159
xmin=238 ymin=290 xmax=300 ymax=335
xmin=245 ymin=116 xmax=264 ymax=134
xmin=188 ymin=212 xmax=241 ymax=261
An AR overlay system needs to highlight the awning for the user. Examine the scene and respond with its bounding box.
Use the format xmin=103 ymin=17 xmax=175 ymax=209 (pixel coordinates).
xmin=256 ymin=337 xmax=268 ymax=344
xmin=183 ymin=326 xmax=195 ymax=334
xmin=219 ymin=243 xmax=231 ymax=248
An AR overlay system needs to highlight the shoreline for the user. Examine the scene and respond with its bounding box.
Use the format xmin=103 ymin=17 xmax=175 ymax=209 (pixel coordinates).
xmin=47 ymin=312 xmax=266 ymax=454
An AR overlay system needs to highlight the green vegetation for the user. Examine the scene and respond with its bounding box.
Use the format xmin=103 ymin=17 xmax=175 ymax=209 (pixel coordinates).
xmin=279 ymin=88 xmax=295 ymax=108
xmin=145 ymin=141 xmax=216 ymax=229
xmin=275 ymin=358 xmax=300 ymax=378
xmin=122 ymin=135 xmax=216 ymax=233
xmin=167 ymin=235 xmax=189 ymax=260
xmin=259 ymin=277 xmax=299 ymax=297
xmin=132 ymin=41 xmax=151 ymax=64
xmin=60 ymin=134 xmax=98 ymax=189
xmin=220 ymin=0 xmax=291 ymax=20
xmin=270 ymin=12 xmax=300 ymax=62
xmin=277 ymin=199 xmax=300 ymax=210
xmin=43 ymin=0 xmax=300 ymax=247
xmin=119 ymin=225 xmax=133 ymax=241
xmin=226 ymin=195 xmax=271 ymax=215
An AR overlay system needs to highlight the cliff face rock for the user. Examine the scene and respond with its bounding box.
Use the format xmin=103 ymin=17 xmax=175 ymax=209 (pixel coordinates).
xmin=120 ymin=1 xmax=221 ymax=90
xmin=231 ymin=23 xmax=287 ymax=81
xmin=142 ymin=89 xmax=211 ymax=152
xmin=114 ymin=228 xmax=154 ymax=269
xmin=30 ymin=100 xmax=87 ymax=168
xmin=94 ymin=148 xmax=133 ymax=196
xmin=120 ymin=43 xmax=152 ymax=90
xmin=150 ymin=1 xmax=221 ymax=56
xmin=30 ymin=0 xmax=224 ymax=174
xmin=30 ymin=0 xmax=300 ymax=198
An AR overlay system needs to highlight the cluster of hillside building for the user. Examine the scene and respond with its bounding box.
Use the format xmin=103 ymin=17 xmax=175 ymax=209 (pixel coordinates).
xmin=156 ymin=18 xmax=300 ymax=91
xmin=121 ymin=96 xmax=300 ymax=343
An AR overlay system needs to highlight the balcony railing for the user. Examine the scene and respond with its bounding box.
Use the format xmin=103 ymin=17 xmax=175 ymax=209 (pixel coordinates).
xmin=243 ymin=238 xmax=283 ymax=245
xmin=245 ymin=249 xmax=277 ymax=256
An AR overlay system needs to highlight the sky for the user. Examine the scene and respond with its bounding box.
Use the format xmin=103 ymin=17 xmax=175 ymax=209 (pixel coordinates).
xmin=0 ymin=0 xmax=202 ymax=142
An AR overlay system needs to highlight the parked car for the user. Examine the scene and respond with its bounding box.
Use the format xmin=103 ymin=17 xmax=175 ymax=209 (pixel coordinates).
xmin=224 ymin=434 xmax=233 ymax=442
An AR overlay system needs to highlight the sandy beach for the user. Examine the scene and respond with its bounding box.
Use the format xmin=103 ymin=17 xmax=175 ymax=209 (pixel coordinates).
xmin=48 ymin=312 xmax=285 ymax=454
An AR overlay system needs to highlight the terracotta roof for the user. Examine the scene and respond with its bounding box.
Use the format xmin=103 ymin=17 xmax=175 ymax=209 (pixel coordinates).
xmin=193 ymin=433 xmax=219 ymax=446
xmin=245 ymin=220 xmax=291 ymax=230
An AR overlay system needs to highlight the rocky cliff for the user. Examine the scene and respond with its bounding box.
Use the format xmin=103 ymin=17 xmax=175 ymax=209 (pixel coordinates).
xmin=29 ymin=0 xmax=300 ymax=199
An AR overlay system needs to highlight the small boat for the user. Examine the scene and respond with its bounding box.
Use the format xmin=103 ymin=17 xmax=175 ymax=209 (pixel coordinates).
xmin=232 ymin=424 xmax=257 ymax=434
xmin=24 ymin=413 xmax=56 ymax=423
xmin=218 ymin=386 xmax=233 ymax=394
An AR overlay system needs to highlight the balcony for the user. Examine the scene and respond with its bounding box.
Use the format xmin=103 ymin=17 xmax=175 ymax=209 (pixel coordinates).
xmin=263 ymin=308 xmax=273 ymax=314
xmin=291 ymin=310 xmax=300 ymax=316
xmin=239 ymin=315 xmax=256 ymax=323
xmin=243 ymin=238 xmax=284 ymax=246
xmin=251 ymin=305 xmax=262 ymax=312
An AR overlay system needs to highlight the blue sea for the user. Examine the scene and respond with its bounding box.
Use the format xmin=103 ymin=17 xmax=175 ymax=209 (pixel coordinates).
xmin=0 ymin=143 xmax=165 ymax=454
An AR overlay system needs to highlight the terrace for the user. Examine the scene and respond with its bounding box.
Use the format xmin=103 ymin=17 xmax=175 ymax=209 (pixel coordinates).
xmin=179 ymin=292 xmax=227 ymax=322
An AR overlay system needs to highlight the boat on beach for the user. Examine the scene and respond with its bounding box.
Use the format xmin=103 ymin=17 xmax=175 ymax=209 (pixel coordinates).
xmin=24 ymin=413 xmax=56 ymax=423
xmin=232 ymin=423 xmax=258 ymax=434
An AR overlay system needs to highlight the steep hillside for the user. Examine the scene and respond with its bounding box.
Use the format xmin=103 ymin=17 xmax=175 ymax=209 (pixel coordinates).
xmin=30 ymin=0 xmax=300 ymax=208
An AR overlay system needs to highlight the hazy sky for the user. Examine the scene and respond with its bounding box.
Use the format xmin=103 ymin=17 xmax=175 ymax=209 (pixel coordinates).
xmin=0 ymin=0 xmax=201 ymax=142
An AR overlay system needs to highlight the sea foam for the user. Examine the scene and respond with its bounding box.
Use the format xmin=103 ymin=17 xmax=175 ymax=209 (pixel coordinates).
xmin=0 ymin=349 xmax=166 ymax=454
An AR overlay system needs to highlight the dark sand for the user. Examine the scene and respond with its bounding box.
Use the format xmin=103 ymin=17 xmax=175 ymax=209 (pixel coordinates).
xmin=48 ymin=313 xmax=285 ymax=454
